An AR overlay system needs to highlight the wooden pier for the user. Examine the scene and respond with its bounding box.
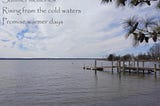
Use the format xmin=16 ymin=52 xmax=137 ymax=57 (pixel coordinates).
xmin=83 ymin=60 xmax=160 ymax=77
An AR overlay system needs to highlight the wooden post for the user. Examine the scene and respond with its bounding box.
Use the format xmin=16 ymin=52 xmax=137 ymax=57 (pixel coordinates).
xmin=118 ymin=61 xmax=121 ymax=79
xmin=142 ymin=61 xmax=144 ymax=74
xmin=129 ymin=61 xmax=131 ymax=73
xmin=154 ymin=64 xmax=157 ymax=78
xmin=83 ymin=64 xmax=85 ymax=70
xmin=123 ymin=60 xmax=124 ymax=70
xmin=117 ymin=60 xmax=119 ymax=72
xmin=137 ymin=60 xmax=139 ymax=74
xmin=119 ymin=60 xmax=121 ymax=73
xmin=123 ymin=60 xmax=125 ymax=74
xmin=95 ymin=60 xmax=97 ymax=75
xmin=112 ymin=60 xmax=113 ymax=73
xmin=94 ymin=60 xmax=97 ymax=67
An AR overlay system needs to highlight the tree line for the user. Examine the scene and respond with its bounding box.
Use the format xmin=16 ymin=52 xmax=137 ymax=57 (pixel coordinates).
xmin=107 ymin=43 xmax=160 ymax=61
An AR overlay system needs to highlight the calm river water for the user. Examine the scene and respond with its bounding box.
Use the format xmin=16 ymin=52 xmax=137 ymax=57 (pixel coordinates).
xmin=0 ymin=60 xmax=160 ymax=106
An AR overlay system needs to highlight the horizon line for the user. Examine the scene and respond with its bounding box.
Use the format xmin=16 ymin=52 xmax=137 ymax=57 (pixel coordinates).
xmin=0 ymin=57 xmax=107 ymax=60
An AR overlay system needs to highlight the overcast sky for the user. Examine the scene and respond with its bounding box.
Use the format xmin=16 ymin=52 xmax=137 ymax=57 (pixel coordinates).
xmin=0 ymin=0 xmax=159 ymax=58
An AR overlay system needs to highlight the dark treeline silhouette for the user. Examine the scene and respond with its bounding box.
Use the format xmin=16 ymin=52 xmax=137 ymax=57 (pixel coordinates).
xmin=107 ymin=53 xmax=134 ymax=61
xmin=107 ymin=53 xmax=154 ymax=61
xmin=107 ymin=42 xmax=160 ymax=61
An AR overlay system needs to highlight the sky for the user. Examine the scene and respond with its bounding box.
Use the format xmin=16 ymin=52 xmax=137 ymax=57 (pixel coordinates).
xmin=0 ymin=0 xmax=159 ymax=58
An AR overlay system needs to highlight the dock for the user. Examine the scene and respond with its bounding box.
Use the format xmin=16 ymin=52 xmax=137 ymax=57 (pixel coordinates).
xmin=83 ymin=60 xmax=160 ymax=77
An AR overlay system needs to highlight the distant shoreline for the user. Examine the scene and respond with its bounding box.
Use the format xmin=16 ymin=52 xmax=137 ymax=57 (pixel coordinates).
xmin=0 ymin=58 xmax=159 ymax=62
xmin=0 ymin=58 xmax=103 ymax=60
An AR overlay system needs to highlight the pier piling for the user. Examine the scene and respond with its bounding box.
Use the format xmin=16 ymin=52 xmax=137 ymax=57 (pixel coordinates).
xmin=123 ymin=60 xmax=125 ymax=74
xmin=112 ymin=60 xmax=113 ymax=73
xmin=118 ymin=60 xmax=121 ymax=73
xmin=142 ymin=61 xmax=144 ymax=74
xmin=84 ymin=60 xmax=160 ymax=79
xmin=94 ymin=60 xmax=97 ymax=75
xmin=129 ymin=61 xmax=131 ymax=73
xmin=154 ymin=64 xmax=157 ymax=77
xmin=137 ymin=61 xmax=139 ymax=74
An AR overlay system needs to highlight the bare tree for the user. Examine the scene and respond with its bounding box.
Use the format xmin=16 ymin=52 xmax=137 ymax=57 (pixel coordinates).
xmin=148 ymin=43 xmax=160 ymax=60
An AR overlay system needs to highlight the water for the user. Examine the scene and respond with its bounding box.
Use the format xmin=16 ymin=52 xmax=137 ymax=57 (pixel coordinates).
xmin=0 ymin=60 xmax=160 ymax=106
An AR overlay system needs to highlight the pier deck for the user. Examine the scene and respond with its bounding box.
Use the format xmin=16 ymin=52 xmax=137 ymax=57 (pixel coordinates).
xmin=84 ymin=66 xmax=160 ymax=71
xmin=83 ymin=60 xmax=160 ymax=77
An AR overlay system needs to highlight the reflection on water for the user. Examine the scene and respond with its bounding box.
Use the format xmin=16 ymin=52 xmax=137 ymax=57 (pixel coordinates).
xmin=0 ymin=60 xmax=160 ymax=106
